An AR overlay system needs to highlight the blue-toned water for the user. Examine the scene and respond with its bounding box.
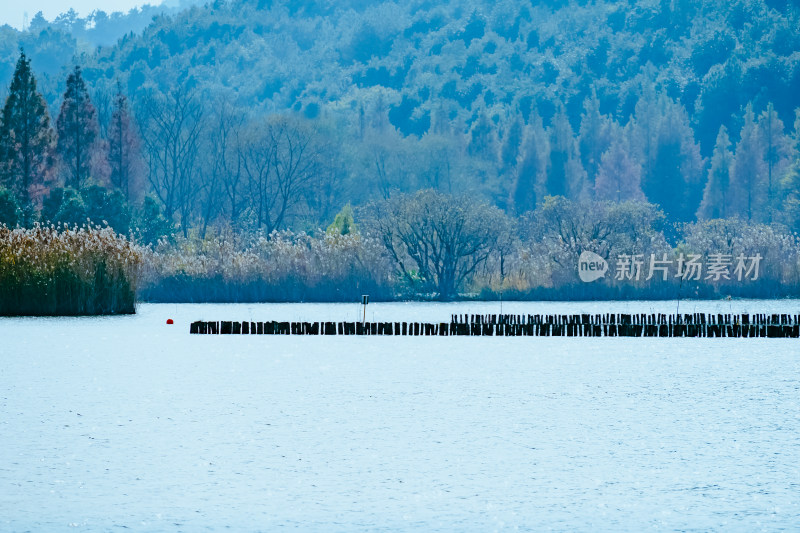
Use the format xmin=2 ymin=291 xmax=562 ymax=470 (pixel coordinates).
xmin=1 ymin=301 xmax=799 ymax=531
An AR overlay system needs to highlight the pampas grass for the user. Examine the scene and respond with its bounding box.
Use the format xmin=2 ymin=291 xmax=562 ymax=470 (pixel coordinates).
xmin=0 ymin=224 xmax=141 ymax=315
xmin=138 ymin=231 xmax=396 ymax=302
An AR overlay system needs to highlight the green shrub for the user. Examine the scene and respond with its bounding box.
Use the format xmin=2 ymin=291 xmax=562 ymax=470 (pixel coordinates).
xmin=43 ymin=186 xmax=133 ymax=235
xmin=133 ymin=195 xmax=174 ymax=246
xmin=0 ymin=188 xmax=21 ymax=227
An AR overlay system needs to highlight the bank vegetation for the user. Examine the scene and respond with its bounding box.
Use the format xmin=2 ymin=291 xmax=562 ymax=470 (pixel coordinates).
xmin=0 ymin=224 xmax=140 ymax=315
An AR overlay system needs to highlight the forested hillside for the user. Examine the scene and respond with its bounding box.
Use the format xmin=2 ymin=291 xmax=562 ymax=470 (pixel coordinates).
xmin=87 ymin=0 xmax=800 ymax=154
xmin=2 ymin=0 xmax=798 ymax=222
xmin=1 ymin=0 xmax=800 ymax=299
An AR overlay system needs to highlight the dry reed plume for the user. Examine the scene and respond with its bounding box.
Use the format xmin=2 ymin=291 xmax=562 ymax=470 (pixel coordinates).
xmin=0 ymin=224 xmax=141 ymax=315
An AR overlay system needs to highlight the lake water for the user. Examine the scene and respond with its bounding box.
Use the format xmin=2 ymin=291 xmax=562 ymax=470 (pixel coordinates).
xmin=2 ymin=300 xmax=799 ymax=531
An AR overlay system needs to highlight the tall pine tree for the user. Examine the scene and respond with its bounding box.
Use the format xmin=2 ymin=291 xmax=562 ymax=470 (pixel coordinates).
xmin=546 ymin=107 xmax=586 ymax=200
xmin=635 ymin=94 xmax=703 ymax=221
xmin=793 ymin=108 xmax=800 ymax=158
xmin=56 ymin=65 xmax=100 ymax=190
xmin=0 ymin=50 xmax=54 ymax=220
xmin=776 ymin=108 xmax=800 ymax=230
xmin=578 ymin=91 xmax=612 ymax=191
xmin=731 ymin=103 xmax=767 ymax=222
xmin=512 ymin=115 xmax=548 ymax=214
xmin=594 ymin=134 xmax=644 ymax=202
xmin=630 ymin=83 xmax=662 ymax=194
xmin=467 ymin=111 xmax=498 ymax=162
xmin=697 ymin=126 xmax=734 ymax=219
xmin=499 ymin=115 xmax=523 ymax=175
xmin=758 ymin=102 xmax=791 ymax=221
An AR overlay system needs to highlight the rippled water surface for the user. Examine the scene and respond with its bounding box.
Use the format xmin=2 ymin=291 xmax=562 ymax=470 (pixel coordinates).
xmin=2 ymin=301 xmax=800 ymax=531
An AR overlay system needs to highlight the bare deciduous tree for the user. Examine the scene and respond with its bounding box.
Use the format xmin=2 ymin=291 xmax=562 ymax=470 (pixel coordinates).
xmin=362 ymin=189 xmax=510 ymax=300
xmin=241 ymin=115 xmax=322 ymax=233
xmin=198 ymin=102 xmax=246 ymax=236
xmin=521 ymin=196 xmax=667 ymax=286
xmin=108 ymin=83 xmax=145 ymax=203
xmin=139 ymin=86 xmax=204 ymax=236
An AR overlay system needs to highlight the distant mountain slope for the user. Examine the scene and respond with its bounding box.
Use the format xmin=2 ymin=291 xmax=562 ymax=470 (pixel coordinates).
xmin=1 ymin=0 xmax=798 ymax=154
xmin=0 ymin=0 xmax=201 ymax=102
xmin=66 ymin=0 xmax=800 ymax=155
xmin=1 ymin=0 xmax=799 ymax=241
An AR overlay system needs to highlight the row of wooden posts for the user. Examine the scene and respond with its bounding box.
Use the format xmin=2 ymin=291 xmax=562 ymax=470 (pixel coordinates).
xmin=190 ymin=313 xmax=800 ymax=338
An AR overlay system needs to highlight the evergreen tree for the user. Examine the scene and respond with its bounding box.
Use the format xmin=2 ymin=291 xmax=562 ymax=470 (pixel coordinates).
xmin=578 ymin=92 xmax=612 ymax=190
xmin=326 ymin=203 xmax=356 ymax=235
xmin=594 ymin=136 xmax=644 ymax=202
xmin=793 ymin=108 xmax=800 ymax=157
xmin=697 ymin=126 xmax=734 ymax=219
xmin=53 ymin=188 xmax=88 ymax=227
xmin=431 ymin=104 xmax=450 ymax=136
xmin=512 ymin=116 xmax=547 ymax=214
xmin=82 ymin=184 xmax=131 ymax=234
xmin=730 ymin=103 xmax=767 ymax=222
xmin=56 ymin=65 xmax=101 ymax=189
xmin=780 ymin=163 xmax=800 ymax=233
xmin=499 ymin=115 xmax=523 ymax=174
xmin=758 ymin=102 xmax=791 ymax=221
xmin=0 ymin=113 xmax=3 ymax=179
xmin=41 ymin=187 xmax=68 ymax=224
xmin=546 ymin=107 xmax=585 ymax=200
xmin=467 ymin=112 xmax=498 ymax=162
xmin=107 ymin=83 xmax=144 ymax=202
xmin=630 ymin=84 xmax=663 ymax=193
xmin=0 ymin=50 xmax=54 ymax=222
xmin=134 ymin=195 xmax=175 ymax=246
xmin=0 ymin=187 xmax=22 ymax=227
xmin=639 ymin=98 xmax=703 ymax=221
xmin=776 ymin=108 xmax=800 ymax=231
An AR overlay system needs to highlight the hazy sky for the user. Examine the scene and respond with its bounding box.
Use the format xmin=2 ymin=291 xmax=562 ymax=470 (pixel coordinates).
xmin=1 ymin=1 xmax=155 ymax=29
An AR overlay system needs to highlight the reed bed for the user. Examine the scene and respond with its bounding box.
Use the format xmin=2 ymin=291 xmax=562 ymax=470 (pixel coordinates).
xmin=138 ymin=231 xmax=396 ymax=302
xmin=0 ymin=224 xmax=141 ymax=315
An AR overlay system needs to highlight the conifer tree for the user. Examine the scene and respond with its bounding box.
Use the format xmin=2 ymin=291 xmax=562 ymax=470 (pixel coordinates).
xmin=467 ymin=111 xmax=498 ymax=162
xmin=778 ymin=164 xmax=800 ymax=232
xmin=578 ymin=92 xmax=612 ymax=190
xmin=431 ymin=104 xmax=450 ymax=136
xmin=56 ymin=65 xmax=100 ymax=189
xmin=0 ymin=50 xmax=54 ymax=220
xmin=594 ymin=136 xmax=644 ymax=202
xmin=638 ymin=97 xmax=703 ymax=221
xmin=512 ymin=116 xmax=547 ymax=214
xmin=776 ymin=108 xmax=800 ymax=231
xmin=546 ymin=107 xmax=585 ymax=200
xmin=793 ymin=108 xmax=800 ymax=157
xmin=731 ymin=103 xmax=767 ymax=221
xmin=758 ymin=102 xmax=791 ymax=221
xmin=697 ymin=126 xmax=734 ymax=219
xmin=107 ymin=83 xmax=143 ymax=202
xmin=630 ymin=84 xmax=662 ymax=192
xmin=499 ymin=115 xmax=523 ymax=174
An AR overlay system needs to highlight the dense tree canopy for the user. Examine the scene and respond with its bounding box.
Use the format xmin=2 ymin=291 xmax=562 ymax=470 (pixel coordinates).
xmin=1 ymin=0 xmax=797 ymax=150
xmin=0 ymin=0 xmax=798 ymax=246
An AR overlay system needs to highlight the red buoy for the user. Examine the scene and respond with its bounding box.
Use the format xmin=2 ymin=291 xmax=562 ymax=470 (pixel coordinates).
xmin=166 ymin=319 xmax=174 ymax=325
